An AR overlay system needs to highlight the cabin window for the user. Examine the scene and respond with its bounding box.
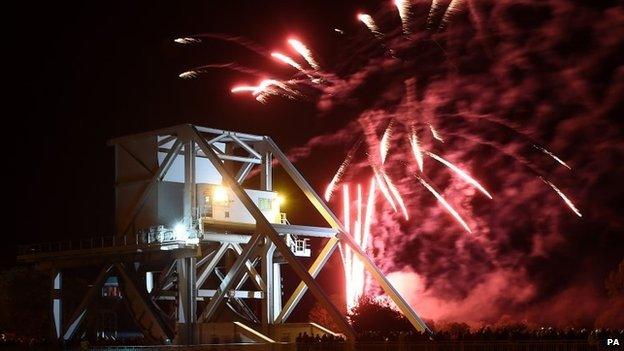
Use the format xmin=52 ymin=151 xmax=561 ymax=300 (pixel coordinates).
xmin=258 ymin=198 xmax=272 ymax=211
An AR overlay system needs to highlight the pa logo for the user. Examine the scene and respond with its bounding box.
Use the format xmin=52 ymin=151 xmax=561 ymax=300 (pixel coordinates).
xmin=607 ymin=338 xmax=620 ymax=346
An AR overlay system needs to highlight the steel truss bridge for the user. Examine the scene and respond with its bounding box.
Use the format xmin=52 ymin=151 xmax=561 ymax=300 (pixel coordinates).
xmin=18 ymin=124 xmax=429 ymax=346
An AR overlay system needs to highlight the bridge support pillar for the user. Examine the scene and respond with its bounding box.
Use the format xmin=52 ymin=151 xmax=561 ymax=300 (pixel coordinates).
xmin=176 ymin=257 xmax=197 ymax=344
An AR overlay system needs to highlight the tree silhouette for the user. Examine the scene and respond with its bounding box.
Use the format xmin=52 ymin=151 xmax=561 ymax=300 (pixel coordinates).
xmin=347 ymin=295 xmax=412 ymax=333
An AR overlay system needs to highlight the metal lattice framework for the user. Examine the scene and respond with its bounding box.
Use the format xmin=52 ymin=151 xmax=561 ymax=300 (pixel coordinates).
xmin=19 ymin=124 xmax=430 ymax=346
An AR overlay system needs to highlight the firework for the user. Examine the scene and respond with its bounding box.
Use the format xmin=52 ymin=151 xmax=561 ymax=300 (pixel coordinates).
xmin=409 ymin=129 xmax=425 ymax=172
xmin=174 ymin=37 xmax=201 ymax=44
xmin=176 ymin=0 xmax=587 ymax=315
xmin=426 ymin=151 xmax=493 ymax=199
xmin=534 ymin=145 xmax=572 ymax=170
xmin=357 ymin=13 xmax=383 ymax=38
xmin=179 ymin=71 xmax=198 ymax=79
xmin=342 ymin=182 xmax=376 ymax=309
xmin=394 ymin=0 xmax=411 ymax=34
xmin=382 ymin=172 xmax=409 ymax=220
xmin=543 ymin=179 xmax=582 ymax=217
xmin=418 ymin=177 xmax=472 ymax=233
xmin=231 ymin=79 xmax=300 ymax=103
xmin=230 ymin=85 xmax=258 ymax=93
xmin=288 ymin=39 xmax=320 ymax=70
xmin=427 ymin=0 xmax=443 ymax=28
xmin=439 ymin=0 xmax=466 ymax=30
xmin=429 ymin=124 xmax=444 ymax=142
xmin=325 ymin=138 xmax=364 ymax=202
xmin=380 ymin=121 xmax=394 ymax=164
xmin=361 ymin=178 xmax=377 ymax=251
xmin=271 ymin=52 xmax=304 ymax=71
xmin=372 ymin=166 xmax=398 ymax=212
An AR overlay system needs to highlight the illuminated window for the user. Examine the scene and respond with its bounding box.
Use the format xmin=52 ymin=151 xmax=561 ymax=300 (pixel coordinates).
xmin=203 ymin=194 xmax=213 ymax=217
xmin=258 ymin=198 xmax=272 ymax=211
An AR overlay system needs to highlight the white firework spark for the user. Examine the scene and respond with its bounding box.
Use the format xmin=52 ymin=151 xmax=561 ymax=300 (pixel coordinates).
xmin=419 ymin=177 xmax=472 ymax=233
xmin=426 ymin=151 xmax=493 ymax=199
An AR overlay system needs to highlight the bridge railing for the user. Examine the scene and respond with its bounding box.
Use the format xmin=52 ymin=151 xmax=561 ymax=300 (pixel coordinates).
xmin=17 ymin=235 xmax=149 ymax=256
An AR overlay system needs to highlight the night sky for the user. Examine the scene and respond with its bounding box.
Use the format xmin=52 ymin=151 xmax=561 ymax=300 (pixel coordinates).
xmin=8 ymin=0 xmax=374 ymax=257
xmin=7 ymin=0 xmax=624 ymax=328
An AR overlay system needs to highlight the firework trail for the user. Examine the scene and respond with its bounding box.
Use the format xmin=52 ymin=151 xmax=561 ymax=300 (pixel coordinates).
xmin=342 ymin=181 xmax=377 ymax=309
xmin=542 ymin=178 xmax=582 ymax=217
xmin=174 ymin=33 xmax=269 ymax=57
xmin=429 ymin=124 xmax=444 ymax=142
xmin=231 ymin=79 xmax=300 ymax=103
xmin=418 ymin=176 xmax=472 ymax=233
xmin=362 ymin=178 xmax=377 ymax=251
xmin=409 ymin=128 xmax=425 ymax=172
xmin=372 ymin=165 xmax=398 ymax=212
xmin=394 ymin=0 xmax=412 ymax=34
xmin=179 ymin=63 xmax=267 ymax=79
xmin=271 ymin=52 xmax=304 ymax=71
xmin=427 ymin=0 xmax=443 ymax=28
xmin=426 ymin=151 xmax=493 ymax=199
xmin=325 ymin=137 xmax=364 ymax=202
xmin=357 ymin=13 xmax=383 ymax=39
xmin=380 ymin=121 xmax=394 ymax=164
xmin=174 ymin=37 xmax=201 ymax=44
xmin=288 ymin=39 xmax=320 ymax=70
xmin=230 ymin=85 xmax=258 ymax=93
xmin=534 ymin=145 xmax=572 ymax=170
xmin=439 ymin=0 xmax=466 ymax=30
xmin=383 ymin=171 xmax=410 ymax=220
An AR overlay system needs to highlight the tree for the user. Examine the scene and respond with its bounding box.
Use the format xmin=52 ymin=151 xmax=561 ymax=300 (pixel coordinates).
xmin=347 ymin=295 xmax=412 ymax=333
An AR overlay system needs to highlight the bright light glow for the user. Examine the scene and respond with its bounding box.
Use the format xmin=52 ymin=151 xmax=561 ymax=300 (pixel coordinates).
xmin=426 ymin=151 xmax=493 ymax=199
xmin=275 ymin=195 xmax=285 ymax=206
xmin=173 ymin=223 xmax=189 ymax=240
xmin=213 ymin=186 xmax=229 ymax=203
xmin=287 ymin=39 xmax=320 ymax=70
xmin=271 ymin=52 xmax=304 ymax=71
xmin=418 ymin=177 xmax=472 ymax=233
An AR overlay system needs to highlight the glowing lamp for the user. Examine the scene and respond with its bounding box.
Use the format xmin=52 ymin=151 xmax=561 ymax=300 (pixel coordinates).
xmin=173 ymin=223 xmax=188 ymax=240
xmin=213 ymin=186 xmax=229 ymax=203
xmin=275 ymin=195 xmax=285 ymax=206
